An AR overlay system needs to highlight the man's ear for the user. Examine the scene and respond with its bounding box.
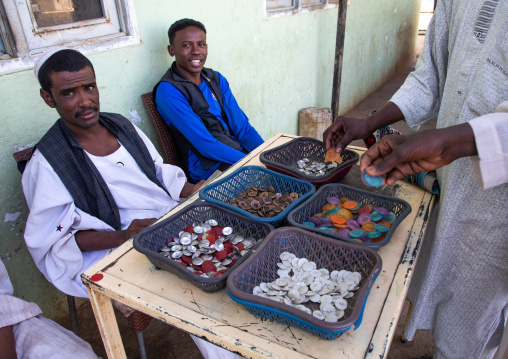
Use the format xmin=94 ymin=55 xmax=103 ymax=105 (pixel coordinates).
xmin=168 ymin=45 xmax=175 ymax=57
xmin=40 ymin=88 xmax=56 ymax=108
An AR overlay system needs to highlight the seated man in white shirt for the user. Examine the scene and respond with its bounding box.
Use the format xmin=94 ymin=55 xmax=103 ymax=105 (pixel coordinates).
xmin=22 ymin=47 xmax=239 ymax=359
xmin=22 ymin=47 xmax=202 ymax=298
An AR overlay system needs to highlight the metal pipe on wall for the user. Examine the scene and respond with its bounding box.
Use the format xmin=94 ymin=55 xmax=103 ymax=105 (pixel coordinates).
xmin=331 ymin=0 xmax=348 ymax=120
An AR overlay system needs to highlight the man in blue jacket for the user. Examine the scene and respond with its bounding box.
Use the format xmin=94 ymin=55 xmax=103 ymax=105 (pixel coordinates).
xmin=153 ymin=18 xmax=264 ymax=183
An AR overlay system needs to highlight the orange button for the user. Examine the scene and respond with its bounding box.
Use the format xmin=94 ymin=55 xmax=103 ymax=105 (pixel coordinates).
xmin=331 ymin=215 xmax=346 ymax=225
xmin=343 ymin=200 xmax=358 ymax=210
xmin=362 ymin=221 xmax=376 ymax=232
xmin=378 ymin=221 xmax=391 ymax=228
xmin=337 ymin=209 xmax=353 ymax=220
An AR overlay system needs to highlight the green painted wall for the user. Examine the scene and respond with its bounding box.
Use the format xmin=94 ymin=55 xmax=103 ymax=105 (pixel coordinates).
xmin=0 ymin=0 xmax=419 ymax=320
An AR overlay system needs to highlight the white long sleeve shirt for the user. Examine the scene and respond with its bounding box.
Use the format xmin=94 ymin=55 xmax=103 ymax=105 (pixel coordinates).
xmin=22 ymin=125 xmax=187 ymax=297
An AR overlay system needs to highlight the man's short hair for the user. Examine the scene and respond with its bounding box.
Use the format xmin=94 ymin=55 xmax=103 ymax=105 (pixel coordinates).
xmin=38 ymin=49 xmax=95 ymax=93
xmin=168 ymin=18 xmax=206 ymax=45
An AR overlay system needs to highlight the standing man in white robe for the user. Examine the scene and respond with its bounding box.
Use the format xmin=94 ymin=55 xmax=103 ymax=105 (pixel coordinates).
xmin=323 ymin=0 xmax=508 ymax=358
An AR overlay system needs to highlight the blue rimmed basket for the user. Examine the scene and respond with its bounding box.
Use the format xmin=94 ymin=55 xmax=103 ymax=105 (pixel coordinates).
xmin=287 ymin=183 xmax=412 ymax=248
xmin=199 ymin=166 xmax=316 ymax=227
xmin=133 ymin=202 xmax=274 ymax=293
xmin=259 ymin=137 xmax=359 ymax=189
xmin=227 ymin=227 xmax=382 ymax=340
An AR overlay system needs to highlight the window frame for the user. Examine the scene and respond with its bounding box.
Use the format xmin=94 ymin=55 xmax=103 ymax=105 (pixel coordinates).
xmin=0 ymin=0 xmax=139 ymax=75
xmin=264 ymin=0 xmax=337 ymax=19
xmin=0 ymin=0 xmax=16 ymax=59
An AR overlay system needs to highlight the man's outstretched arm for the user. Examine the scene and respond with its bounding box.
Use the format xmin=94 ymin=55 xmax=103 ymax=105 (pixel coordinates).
xmin=323 ymin=102 xmax=404 ymax=153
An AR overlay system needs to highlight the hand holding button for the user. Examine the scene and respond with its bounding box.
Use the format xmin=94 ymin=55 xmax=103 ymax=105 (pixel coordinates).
xmin=360 ymin=124 xmax=477 ymax=186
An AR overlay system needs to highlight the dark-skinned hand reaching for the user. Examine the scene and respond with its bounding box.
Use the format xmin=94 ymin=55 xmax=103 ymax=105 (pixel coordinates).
xmin=323 ymin=102 xmax=405 ymax=152
xmin=360 ymin=123 xmax=477 ymax=186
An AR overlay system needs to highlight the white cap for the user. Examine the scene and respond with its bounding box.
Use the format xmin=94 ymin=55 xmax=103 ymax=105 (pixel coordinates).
xmin=33 ymin=46 xmax=69 ymax=82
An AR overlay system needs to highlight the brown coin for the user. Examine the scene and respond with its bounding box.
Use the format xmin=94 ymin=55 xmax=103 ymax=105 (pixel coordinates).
xmin=263 ymin=196 xmax=273 ymax=204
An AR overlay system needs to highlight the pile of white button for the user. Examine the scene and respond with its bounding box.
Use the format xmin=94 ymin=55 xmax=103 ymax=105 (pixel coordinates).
xmin=252 ymin=252 xmax=362 ymax=322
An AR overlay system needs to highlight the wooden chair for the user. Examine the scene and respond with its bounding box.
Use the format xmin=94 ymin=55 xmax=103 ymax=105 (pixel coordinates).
xmin=13 ymin=147 xmax=152 ymax=359
xmin=141 ymin=92 xmax=182 ymax=168
xmin=13 ymin=146 xmax=35 ymax=174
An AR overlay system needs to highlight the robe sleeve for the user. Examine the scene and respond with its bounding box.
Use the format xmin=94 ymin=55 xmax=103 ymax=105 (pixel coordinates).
xmin=133 ymin=125 xmax=187 ymax=201
xmin=389 ymin=0 xmax=451 ymax=128
xmin=21 ymin=150 xmax=113 ymax=298
xmin=0 ymin=261 xmax=42 ymax=328
xmin=468 ymin=100 xmax=508 ymax=189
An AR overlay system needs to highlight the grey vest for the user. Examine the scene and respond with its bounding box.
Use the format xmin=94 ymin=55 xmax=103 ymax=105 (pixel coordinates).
xmin=36 ymin=113 xmax=169 ymax=230
xmin=153 ymin=62 xmax=241 ymax=174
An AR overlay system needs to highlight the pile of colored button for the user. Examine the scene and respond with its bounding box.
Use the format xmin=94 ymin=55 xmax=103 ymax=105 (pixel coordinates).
xmin=302 ymin=197 xmax=396 ymax=244
xmin=158 ymin=219 xmax=257 ymax=278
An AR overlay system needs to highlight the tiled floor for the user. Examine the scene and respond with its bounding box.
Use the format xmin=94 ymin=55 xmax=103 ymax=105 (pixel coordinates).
xmin=61 ymin=35 xmax=438 ymax=359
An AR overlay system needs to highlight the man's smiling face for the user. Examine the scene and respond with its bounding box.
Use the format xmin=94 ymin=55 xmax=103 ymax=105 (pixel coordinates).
xmin=168 ymin=26 xmax=208 ymax=82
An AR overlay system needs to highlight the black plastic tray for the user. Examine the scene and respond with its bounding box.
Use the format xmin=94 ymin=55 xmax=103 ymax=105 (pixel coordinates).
xmin=259 ymin=137 xmax=359 ymax=188
xmin=133 ymin=202 xmax=274 ymax=292
xmin=227 ymin=227 xmax=382 ymax=339
xmin=199 ymin=165 xmax=316 ymax=227
xmin=287 ymin=183 xmax=411 ymax=248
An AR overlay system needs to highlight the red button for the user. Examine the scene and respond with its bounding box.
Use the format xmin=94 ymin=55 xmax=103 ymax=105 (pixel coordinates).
xmin=224 ymin=242 xmax=233 ymax=255
xmin=202 ymin=260 xmax=216 ymax=273
xmin=192 ymin=264 xmax=203 ymax=271
xmin=206 ymin=235 xmax=217 ymax=245
xmin=214 ymin=250 xmax=227 ymax=261
xmin=90 ymin=273 xmax=103 ymax=282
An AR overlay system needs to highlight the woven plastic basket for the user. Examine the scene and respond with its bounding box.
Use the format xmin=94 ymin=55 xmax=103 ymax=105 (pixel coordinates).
xmin=259 ymin=137 xmax=359 ymax=188
xmin=227 ymin=227 xmax=382 ymax=340
xmin=199 ymin=166 xmax=316 ymax=227
xmin=287 ymin=183 xmax=411 ymax=248
xmin=133 ymin=202 xmax=274 ymax=293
